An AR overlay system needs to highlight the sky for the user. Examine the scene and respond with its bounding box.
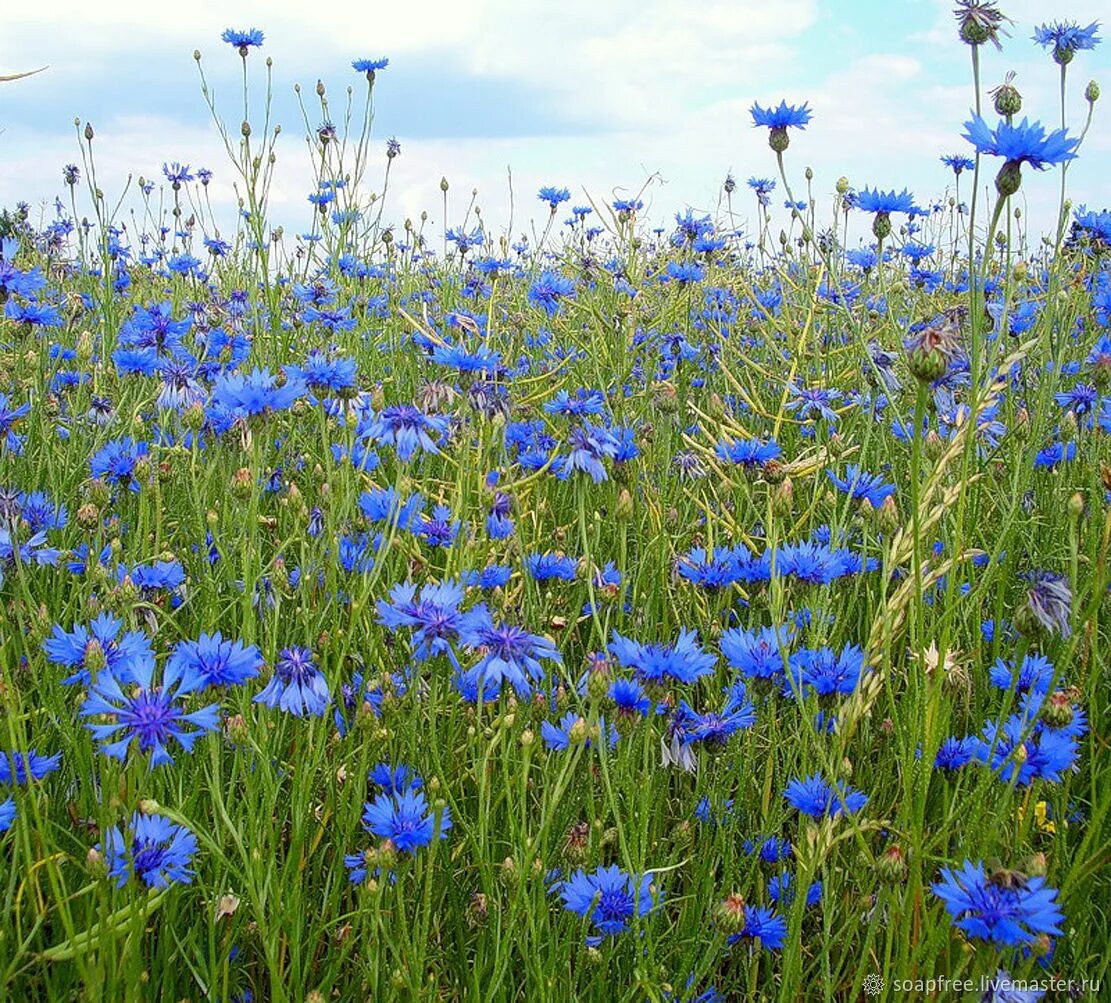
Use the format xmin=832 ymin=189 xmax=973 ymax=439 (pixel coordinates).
xmin=1 ymin=0 xmax=1109 ymax=246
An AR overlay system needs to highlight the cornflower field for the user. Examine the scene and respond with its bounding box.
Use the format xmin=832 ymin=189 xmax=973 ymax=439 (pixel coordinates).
xmin=1 ymin=7 xmax=1110 ymax=1001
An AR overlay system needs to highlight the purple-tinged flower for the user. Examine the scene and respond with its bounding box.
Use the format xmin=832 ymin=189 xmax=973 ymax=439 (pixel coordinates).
xmin=80 ymin=655 xmax=219 ymax=767
xmin=254 ymin=647 xmax=330 ymax=717
xmin=99 ymin=812 xmax=197 ymax=889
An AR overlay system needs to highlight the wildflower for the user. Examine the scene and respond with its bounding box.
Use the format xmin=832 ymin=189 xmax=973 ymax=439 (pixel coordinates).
xmin=1019 ymin=571 xmax=1072 ymax=638
xmin=538 ymin=186 xmax=571 ymax=210
xmin=353 ymin=57 xmax=389 ymax=78
xmin=936 ymin=736 xmax=979 ymax=769
xmin=720 ymin=625 xmax=789 ymax=682
xmin=221 ymin=28 xmax=264 ymax=53
xmin=100 ymin=812 xmax=197 ymax=889
xmin=610 ymin=677 xmax=652 ymax=717
xmin=81 ymin=655 xmax=219 ymax=767
xmin=541 ymin=713 xmax=617 ymax=751
xmin=527 ymin=553 xmax=578 ymax=582
xmin=0 ymin=798 xmax=13 ymax=832
xmin=826 ymin=466 xmax=895 ymax=507
xmin=750 ymin=101 xmax=812 ymax=152
xmin=981 ymin=971 xmax=1046 ymax=1002
xmin=785 ymin=644 xmax=866 ymax=698
xmin=89 ymin=437 xmax=149 ymax=492
xmin=784 ymin=774 xmax=868 ymax=818
xmin=0 ymin=750 xmax=61 ymax=784
xmin=726 ymin=905 xmax=787 ymax=951
xmin=44 ymin=613 xmax=152 ymax=686
xmin=905 ymin=307 xmax=965 ymax=383
xmin=376 ymin=580 xmax=471 ymax=663
xmin=554 ymin=424 xmax=619 ymax=483
xmin=976 ymin=715 xmax=1078 ymax=785
xmin=609 ymin=629 xmax=715 ymax=685
xmin=254 ymin=647 xmax=330 ymax=717
xmin=211 ymin=368 xmax=307 ymax=419
xmin=459 ymin=615 xmax=562 ymax=698
xmin=855 ymin=188 xmax=917 ymax=240
xmin=369 ymin=763 xmax=422 ymax=795
xmin=962 ymin=116 xmax=1078 ymax=196
xmin=673 ymin=685 xmax=756 ymax=746
xmin=953 ymin=1 xmax=1012 ymax=50
xmin=366 ymin=404 xmax=449 ymax=461
xmin=715 ymin=437 xmax=781 ymax=468
xmin=941 ymin=153 xmax=976 ymax=175
xmin=167 ymin=633 xmax=263 ymax=690
xmin=361 ymin=789 xmax=451 ymax=854
xmin=1032 ymin=21 xmax=1101 ymax=64
xmin=0 ymin=394 xmax=30 ymax=454
xmin=932 ymin=860 xmax=1063 ymax=946
xmin=529 ymin=270 xmax=576 ymax=316
xmin=555 ymin=864 xmax=659 ymax=943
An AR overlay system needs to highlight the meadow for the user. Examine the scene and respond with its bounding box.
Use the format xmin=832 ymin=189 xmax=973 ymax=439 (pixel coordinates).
xmin=1 ymin=8 xmax=1110 ymax=1001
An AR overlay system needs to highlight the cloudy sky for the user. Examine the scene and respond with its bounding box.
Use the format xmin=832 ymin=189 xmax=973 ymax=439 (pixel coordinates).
xmin=1 ymin=0 xmax=1108 ymax=245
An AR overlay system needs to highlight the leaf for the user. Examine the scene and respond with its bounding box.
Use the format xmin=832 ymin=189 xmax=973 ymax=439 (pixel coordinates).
xmin=38 ymin=888 xmax=167 ymax=962
xmin=0 ymin=67 xmax=48 ymax=83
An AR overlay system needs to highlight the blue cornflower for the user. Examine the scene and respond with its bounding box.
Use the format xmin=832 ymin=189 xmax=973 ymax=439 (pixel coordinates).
xmin=715 ymin=437 xmax=781 ymax=468
xmin=663 ymin=261 xmax=704 ymax=285
xmin=486 ymin=492 xmax=514 ymax=539
xmin=527 ymin=553 xmax=578 ymax=582
xmin=459 ymin=614 xmax=562 ymax=698
xmin=161 ymin=162 xmax=193 ymax=187
xmin=81 ymin=655 xmax=219 ymax=767
xmin=167 ymin=633 xmax=262 ymax=689
xmin=768 ymin=871 xmax=822 ymax=909
xmin=0 ymin=798 xmax=13 ymax=832
xmin=287 ymin=351 xmax=357 ymax=395
xmin=416 ymin=505 xmax=460 ymax=548
xmin=784 ymin=774 xmax=868 ymax=818
xmin=941 ymin=153 xmax=976 ymax=175
xmin=211 ymin=368 xmax=306 ymax=419
xmin=932 ymin=860 xmax=1063 ymax=946
xmin=44 ymin=612 xmax=152 ymax=686
xmin=855 ymin=188 xmax=917 ymax=216
xmin=369 ymin=763 xmax=422 ymax=795
xmin=361 ymin=789 xmax=451 ymax=854
xmin=366 ymin=404 xmax=449 ymax=461
xmin=726 ymin=905 xmax=787 ymax=951
xmin=0 ymin=750 xmax=61 ymax=784
xmin=826 ymin=465 xmax=895 ymax=508
xmin=785 ymin=644 xmax=866 ymax=698
xmin=989 ymin=654 xmax=1056 ymax=695
xmin=750 ymin=101 xmax=812 ymax=151
xmin=1054 ymin=382 xmax=1098 ymax=415
xmin=786 ymin=384 xmax=841 ymax=423
xmin=538 ymin=186 xmax=571 ymax=210
xmin=544 ymin=389 xmax=606 ymax=417
xmin=376 ymin=580 xmax=471 ymax=663
xmin=353 ymin=57 xmax=389 ymax=76
xmin=962 ymin=116 xmax=1079 ymax=195
xmin=976 ymin=714 xmax=1078 ymax=785
xmin=674 ymin=684 xmax=756 ymax=746
xmin=89 ymin=437 xmax=149 ymax=492
xmin=1034 ymin=441 xmax=1076 ymax=470
xmin=528 ymin=270 xmax=576 ymax=316
xmin=100 ymin=812 xmax=198 ymax=889
xmin=720 ymin=625 xmax=789 ymax=681
xmin=609 ymin=677 xmax=652 ymax=717
xmin=221 ymin=28 xmax=264 ymax=51
xmin=556 ymin=864 xmax=659 ymax=943
xmin=936 ymin=736 xmax=979 ymax=769
xmin=609 ymin=629 xmax=715 ymax=685
xmin=555 ymin=424 xmax=619 ymax=483
xmin=1033 ymin=21 xmax=1100 ymax=63
xmin=541 ymin=712 xmax=617 ymax=751
xmin=0 ymin=394 xmax=30 ymax=454
xmin=254 ymin=647 xmax=330 ymax=717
